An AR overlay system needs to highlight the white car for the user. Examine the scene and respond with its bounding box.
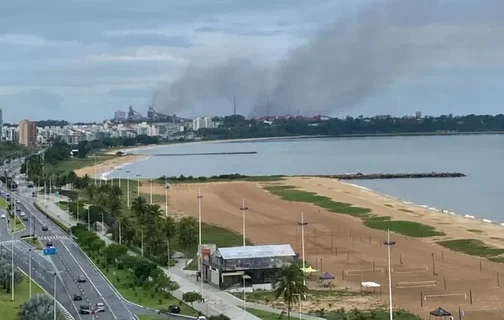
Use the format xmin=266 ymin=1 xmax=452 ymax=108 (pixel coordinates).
xmin=0 ymin=214 xmax=5 ymax=219
xmin=16 ymin=200 xmax=20 ymax=204
xmin=95 ymin=302 xmax=106 ymax=312
xmin=20 ymin=212 xmax=26 ymax=217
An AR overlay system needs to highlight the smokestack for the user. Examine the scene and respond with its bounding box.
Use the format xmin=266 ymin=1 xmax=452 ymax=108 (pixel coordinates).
xmin=233 ymin=96 xmax=236 ymax=116
xmin=266 ymin=95 xmax=270 ymax=117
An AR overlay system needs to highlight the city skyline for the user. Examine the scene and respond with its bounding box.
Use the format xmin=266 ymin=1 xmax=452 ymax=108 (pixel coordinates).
xmin=1 ymin=1 xmax=504 ymax=122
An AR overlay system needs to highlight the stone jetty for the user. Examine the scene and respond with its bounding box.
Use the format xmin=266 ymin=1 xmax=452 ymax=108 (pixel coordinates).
xmin=317 ymin=172 xmax=466 ymax=180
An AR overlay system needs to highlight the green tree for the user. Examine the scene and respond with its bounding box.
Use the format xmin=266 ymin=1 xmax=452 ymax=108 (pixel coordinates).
xmin=182 ymin=291 xmax=203 ymax=308
xmin=103 ymin=244 xmax=128 ymax=265
xmin=19 ymin=293 xmax=65 ymax=320
xmin=177 ymin=217 xmax=198 ymax=257
xmin=273 ymin=263 xmax=308 ymax=319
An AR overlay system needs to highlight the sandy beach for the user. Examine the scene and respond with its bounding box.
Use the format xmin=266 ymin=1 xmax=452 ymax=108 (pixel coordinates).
xmin=74 ymin=154 xmax=148 ymax=177
xmin=139 ymin=177 xmax=504 ymax=318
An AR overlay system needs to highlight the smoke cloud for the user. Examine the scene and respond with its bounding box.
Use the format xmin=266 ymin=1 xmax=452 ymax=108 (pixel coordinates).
xmin=153 ymin=0 xmax=504 ymax=117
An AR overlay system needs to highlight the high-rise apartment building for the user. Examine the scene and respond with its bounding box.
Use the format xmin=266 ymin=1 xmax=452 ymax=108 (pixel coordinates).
xmin=0 ymin=108 xmax=3 ymax=141
xmin=18 ymin=119 xmax=37 ymax=146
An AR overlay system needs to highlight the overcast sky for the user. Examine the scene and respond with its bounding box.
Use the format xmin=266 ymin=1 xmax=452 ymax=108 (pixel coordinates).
xmin=1 ymin=0 xmax=503 ymax=122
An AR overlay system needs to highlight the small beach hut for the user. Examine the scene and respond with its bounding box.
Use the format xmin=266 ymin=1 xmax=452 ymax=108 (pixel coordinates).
xmin=319 ymin=272 xmax=335 ymax=289
xmin=429 ymin=307 xmax=452 ymax=319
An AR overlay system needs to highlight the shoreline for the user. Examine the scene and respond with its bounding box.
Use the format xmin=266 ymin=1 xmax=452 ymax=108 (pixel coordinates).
xmin=73 ymin=154 xmax=150 ymax=178
xmin=143 ymin=176 xmax=504 ymax=247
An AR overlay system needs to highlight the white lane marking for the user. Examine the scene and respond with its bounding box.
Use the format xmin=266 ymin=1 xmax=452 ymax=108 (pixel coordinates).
xmin=57 ymin=239 xmax=121 ymax=319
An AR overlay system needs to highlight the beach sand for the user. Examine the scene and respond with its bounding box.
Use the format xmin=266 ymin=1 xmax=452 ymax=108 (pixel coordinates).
xmin=74 ymin=154 xmax=147 ymax=177
xmin=141 ymin=177 xmax=504 ymax=318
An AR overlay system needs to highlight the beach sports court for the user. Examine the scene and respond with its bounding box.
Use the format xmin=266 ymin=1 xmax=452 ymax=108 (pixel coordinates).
xmin=161 ymin=179 xmax=504 ymax=319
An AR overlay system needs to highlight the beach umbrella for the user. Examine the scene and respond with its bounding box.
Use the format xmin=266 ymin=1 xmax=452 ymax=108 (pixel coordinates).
xmin=319 ymin=272 xmax=335 ymax=280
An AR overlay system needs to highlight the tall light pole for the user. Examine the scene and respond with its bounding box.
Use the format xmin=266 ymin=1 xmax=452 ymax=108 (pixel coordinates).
xmin=294 ymin=293 xmax=302 ymax=320
xmin=118 ymin=217 xmax=122 ymax=245
xmin=136 ymin=174 xmax=141 ymax=198
xmin=240 ymin=198 xmax=248 ymax=320
xmin=197 ymin=189 xmax=203 ymax=296
xmin=87 ymin=207 xmax=90 ymax=231
xmin=384 ymin=230 xmax=396 ymax=320
xmin=149 ymin=179 xmax=153 ymax=204
xmin=93 ymin=155 xmax=97 ymax=185
xmin=138 ymin=229 xmax=144 ymax=257
xmin=164 ymin=179 xmax=169 ymax=217
xmin=109 ymin=167 xmax=114 ymax=186
xmin=166 ymin=240 xmax=171 ymax=276
xmin=101 ymin=212 xmax=105 ymax=236
xmin=126 ymin=170 xmax=131 ymax=207
xmin=29 ymin=248 xmax=32 ymax=297
xmin=240 ymin=199 xmax=248 ymax=247
xmin=298 ymin=212 xmax=308 ymax=285
xmin=11 ymin=207 xmax=14 ymax=301
xmin=117 ymin=168 xmax=122 ymax=188
xmin=53 ymin=272 xmax=57 ymax=320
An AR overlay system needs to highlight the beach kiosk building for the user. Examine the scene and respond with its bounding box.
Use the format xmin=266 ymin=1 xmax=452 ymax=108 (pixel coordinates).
xmin=201 ymin=244 xmax=296 ymax=290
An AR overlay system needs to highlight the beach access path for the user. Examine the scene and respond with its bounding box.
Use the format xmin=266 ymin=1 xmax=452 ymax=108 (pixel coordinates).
xmin=34 ymin=191 xmax=312 ymax=320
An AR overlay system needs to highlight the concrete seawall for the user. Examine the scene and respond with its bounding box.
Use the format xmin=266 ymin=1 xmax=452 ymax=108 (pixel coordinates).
xmin=316 ymin=172 xmax=466 ymax=180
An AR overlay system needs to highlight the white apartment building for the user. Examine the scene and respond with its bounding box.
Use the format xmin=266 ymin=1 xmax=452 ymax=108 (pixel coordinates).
xmin=192 ymin=117 xmax=214 ymax=131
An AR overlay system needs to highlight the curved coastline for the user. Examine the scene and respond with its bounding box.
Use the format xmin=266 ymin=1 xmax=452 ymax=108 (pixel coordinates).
xmin=346 ymin=180 xmax=504 ymax=228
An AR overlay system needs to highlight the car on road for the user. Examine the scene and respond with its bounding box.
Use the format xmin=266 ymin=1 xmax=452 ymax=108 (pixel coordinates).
xmin=41 ymin=225 xmax=48 ymax=231
xmin=45 ymin=240 xmax=53 ymax=247
xmin=79 ymin=305 xmax=91 ymax=314
xmin=15 ymin=207 xmax=20 ymax=213
xmin=22 ymin=216 xmax=28 ymax=221
xmin=0 ymin=214 xmax=5 ymax=219
xmin=77 ymin=275 xmax=86 ymax=283
xmin=16 ymin=200 xmax=20 ymax=204
xmin=95 ymin=302 xmax=105 ymax=312
xmin=19 ymin=212 xmax=26 ymax=217
xmin=73 ymin=294 xmax=82 ymax=301
xmin=197 ymin=316 xmax=207 ymax=320
xmin=168 ymin=305 xmax=181 ymax=314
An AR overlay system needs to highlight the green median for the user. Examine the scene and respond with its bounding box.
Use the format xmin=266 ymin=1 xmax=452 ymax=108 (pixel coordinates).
xmin=264 ymin=185 xmax=445 ymax=238
xmin=7 ymin=211 xmax=25 ymax=233
xmin=0 ymin=273 xmax=44 ymax=320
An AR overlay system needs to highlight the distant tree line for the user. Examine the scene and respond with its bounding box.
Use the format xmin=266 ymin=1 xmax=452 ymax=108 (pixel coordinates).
xmin=0 ymin=141 xmax=30 ymax=165
xmin=36 ymin=119 xmax=69 ymax=127
xmin=198 ymin=114 xmax=504 ymax=140
xmin=74 ymin=134 xmax=160 ymax=158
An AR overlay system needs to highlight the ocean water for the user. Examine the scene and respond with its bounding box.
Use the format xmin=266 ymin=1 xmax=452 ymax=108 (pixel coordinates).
xmin=117 ymin=134 xmax=504 ymax=221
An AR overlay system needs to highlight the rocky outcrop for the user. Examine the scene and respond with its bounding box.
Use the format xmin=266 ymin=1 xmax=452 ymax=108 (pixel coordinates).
xmin=317 ymin=172 xmax=466 ymax=180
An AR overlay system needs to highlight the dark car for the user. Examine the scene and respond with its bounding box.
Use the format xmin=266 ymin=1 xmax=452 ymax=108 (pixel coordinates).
xmin=45 ymin=240 xmax=53 ymax=247
xmin=41 ymin=225 xmax=48 ymax=231
xmin=79 ymin=305 xmax=91 ymax=314
xmin=77 ymin=275 xmax=86 ymax=283
xmin=73 ymin=294 xmax=82 ymax=301
xmin=168 ymin=305 xmax=181 ymax=314
xmin=22 ymin=216 xmax=29 ymax=221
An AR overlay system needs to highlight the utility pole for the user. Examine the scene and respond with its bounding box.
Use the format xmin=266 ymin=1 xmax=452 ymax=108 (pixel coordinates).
xmin=233 ymin=96 xmax=237 ymax=115
xmin=29 ymin=248 xmax=32 ymax=297
xmin=164 ymin=178 xmax=169 ymax=217
xmin=384 ymin=230 xmax=396 ymax=320
xmin=149 ymin=179 xmax=153 ymax=204
xmin=197 ymin=189 xmax=203 ymax=296
xmin=126 ymin=170 xmax=131 ymax=207
xmin=241 ymin=199 xmax=248 ymax=246
xmin=53 ymin=272 xmax=57 ymax=320
xmin=11 ymin=205 xmax=14 ymax=301
xmin=298 ymin=212 xmax=308 ymax=285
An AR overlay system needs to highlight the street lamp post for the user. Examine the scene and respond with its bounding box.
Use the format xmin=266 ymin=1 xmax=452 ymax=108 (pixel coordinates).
xmin=197 ymin=189 xmax=203 ymax=296
xmin=53 ymin=272 xmax=57 ymax=320
xmin=166 ymin=240 xmax=171 ymax=276
xmin=87 ymin=207 xmax=90 ymax=231
xmin=294 ymin=294 xmax=303 ymax=320
xmin=29 ymin=248 xmax=32 ymax=298
xmin=164 ymin=179 xmax=169 ymax=217
xmin=117 ymin=168 xmax=122 ymax=188
xmin=384 ymin=230 xmax=396 ymax=320
xmin=11 ymin=210 xmax=14 ymax=301
xmin=109 ymin=167 xmax=114 ymax=186
xmin=136 ymin=174 xmax=141 ymax=198
xmin=241 ymin=199 xmax=248 ymax=247
xmin=298 ymin=212 xmax=308 ymax=286
xmin=126 ymin=170 xmax=131 ymax=207
xmin=93 ymin=155 xmax=97 ymax=185
xmin=101 ymin=212 xmax=105 ymax=236
xmin=149 ymin=179 xmax=153 ymax=204
xmin=138 ymin=229 xmax=144 ymax=257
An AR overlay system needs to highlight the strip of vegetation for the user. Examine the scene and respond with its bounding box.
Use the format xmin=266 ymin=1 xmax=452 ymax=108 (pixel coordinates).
xmin=158 ymin=173 xmax=285 ymax=183
xmin=33 ymin=203 xmax=71 ymax=234
xmin=0 ymin=198 xmax=8 ymax=210
xmin=264 ymin=185 xmax=445 ymax=237
xmin=363 ymin=216 xmax=445 ymax=237
xmin=20 ymin=236 xmax=43 ymax=250
xmin=7 ymin=210 xmax=25 ymax=232
xmin=1 ymin=272 xmax=45 ymax=320
xmin=71 ymin=224 xmax=199 ymax=316
xmin=438 ymin=239 xmax=504 ymax=259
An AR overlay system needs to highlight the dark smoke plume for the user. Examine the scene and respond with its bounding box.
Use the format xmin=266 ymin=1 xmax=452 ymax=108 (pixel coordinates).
xmin=153 ymin=0 xmax=504 ymax=117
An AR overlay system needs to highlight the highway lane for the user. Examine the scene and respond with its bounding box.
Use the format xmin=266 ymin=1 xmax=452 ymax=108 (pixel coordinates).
xmin=1 ymin=241 xmax=81 ymax=319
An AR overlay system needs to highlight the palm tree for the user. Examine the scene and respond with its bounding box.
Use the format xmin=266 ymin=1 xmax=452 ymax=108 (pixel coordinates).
xmin=273 ymin=263 xmax=308 ymax=319
xmin=19 ymin=293 xmax=64 ymax=320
